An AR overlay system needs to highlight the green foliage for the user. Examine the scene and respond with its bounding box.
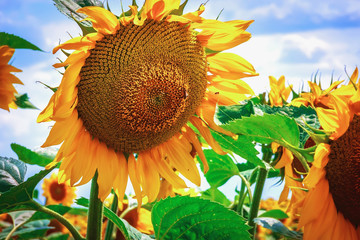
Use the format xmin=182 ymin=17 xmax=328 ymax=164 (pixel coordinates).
xmin=222 ymin=114 xmax=300 ymax=148
xmin=29 ymin=205 xmax=71 ymax=221
xmin=0 ymin=168 xmax=54 ymax=214
xmin=201 ymin=188 xmax=232 ymax=207
xmin=211 ymin=131 xmax=265 ymax=168
xmin=0 ymin=157 xmax=27 ymax=193
xmin=0 ymin=219 xmax=51 ymax=239
xmin=201 ymin=150 xmax=239 ymax=188
xmin=14 ymin=94 xmax=38 ymax=109
xmin=152 ymin=196 xmax=251 ymax=240
xmin=258 ymin=209 xmax=289 ymax=219
xmin=11 ymin=143 xmax=54 ymax=167
xmin=217 ymin=102 xmax=319 ymax=147
xmin=0 ymin=32 xmax=43 ymax=51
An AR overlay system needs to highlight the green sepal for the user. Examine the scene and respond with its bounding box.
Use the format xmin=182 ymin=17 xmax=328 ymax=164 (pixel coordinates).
xmin=14 ymin=93 xmax=38 ymax=109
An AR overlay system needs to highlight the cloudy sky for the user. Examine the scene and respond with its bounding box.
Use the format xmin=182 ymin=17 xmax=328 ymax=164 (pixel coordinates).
xmin=1 ymin=0 xmax=360 ymax=200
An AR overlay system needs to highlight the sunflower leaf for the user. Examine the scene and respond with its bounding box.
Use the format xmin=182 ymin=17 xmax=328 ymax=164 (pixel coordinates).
xmin=0 ymin=167 xmax=54 ymax=213
xmin=222 ymin=114 xmax=300 ymax=148
xmin=11 ymin=143 xmax=54 ymax=167
xmin=211 ymin=131 xmax=265 ymax=168
xmin=200 ymin=149 xmax=239 ymax=188
xmin=29 ymin=205 xmax=71 ymax=221
xmin=0 ymin=32 xmax=43 ymax=51
xmin=258 ymin=209 xmax=289 ymax=219
xmin=0 ymin=219 xmax=51 ymax=239
xmin=0 ymin=157 xmax=27 ymax=193
xmin=152 ymin=196 xmax=251 ymax=240
xmin=201 ymin=187 xmax=232 ymax=207
xmin=14 ymin=93 xmax=38 ymax=109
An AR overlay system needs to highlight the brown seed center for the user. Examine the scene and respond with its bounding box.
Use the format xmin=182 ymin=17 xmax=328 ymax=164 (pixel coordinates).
xmin=49 ymin=182 xmax=67 ymax=201
xmin=326 ymin=115 xmax=360 ymax=226
xmin=77 ymin=20 xmax=207 ymax=153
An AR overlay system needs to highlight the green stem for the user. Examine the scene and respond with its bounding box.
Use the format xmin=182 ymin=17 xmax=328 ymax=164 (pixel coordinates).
xmin=104 ymin=191 xmax=118 ymax=240
xmin=30 ymin=200 xmax=84 ymax=240
xmin=86 ymin=171 xmax=104 ymax=240
xmin=248 ymin=146 xmax=272 ymax=239
xmin=236 ymin=182 xmax=246 ymax=214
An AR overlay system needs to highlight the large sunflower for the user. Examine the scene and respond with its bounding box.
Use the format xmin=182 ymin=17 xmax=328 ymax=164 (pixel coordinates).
xmin=38 ymin=1 xmax=257 ymax=204
xmin=0 ymin=45 xmax=22 ymax=111
xmin=42 ymin=173 xmax=77 ymax=206
xmin=296 ymin=67 xmax=360 ymax=239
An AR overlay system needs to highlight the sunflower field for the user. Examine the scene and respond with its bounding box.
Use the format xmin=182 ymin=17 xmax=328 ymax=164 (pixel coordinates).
xmin=0 ymin=0 xmax=359 ymax=240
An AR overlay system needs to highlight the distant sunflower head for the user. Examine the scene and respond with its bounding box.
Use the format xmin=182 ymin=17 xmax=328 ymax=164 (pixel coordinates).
xmin=0 ymin=45 xmax=22 ymax=111
xmin=297 ymin=69 xmax=360 ymax=240
xmin=38 ymin=0 xmax=257 ymax=205
xmin=42 ymin=173 xmax=77 ymax=206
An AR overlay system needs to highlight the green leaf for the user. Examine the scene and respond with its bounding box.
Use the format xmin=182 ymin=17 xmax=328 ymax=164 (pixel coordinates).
xmin=0 ymin=168 xmax=54 ymax=213
xmin=14 ymin=93 xmax=38 ymax=109
xmin=216 ymin=101 xmax=255 ymax=124
xmin=0 ymin=32 xmax=43 ymax=51
xmin=46 ymin=232 xmax=70 ymax=240
xmin=152 ymin=196 xmax=251 ymax=240
xmin=201 ymin=150 xmax=239 ymax=188
xmin=0 ymin=157 xmax=27 ymax=192
xmin=76 ymin=197 xmax=153 ymax=240
xmin=258 ymin=209 xmax=289 ymax=219
xmin=29 ymin=205 xmax=71 ymax=221
xmin=211 ymin=131 xmax=265 ymax=168
xmin=201 ymin=188 xmax=231 ymax=207
xmin=223 ymin=114 xmax=300 ymax=148
xmin=0 ymin=219 xmax=51 ymax=239
xmin=11 ymin=143 xmax=54 ymax=167
xmin=254 ymin=217 xmax=302 ymax=240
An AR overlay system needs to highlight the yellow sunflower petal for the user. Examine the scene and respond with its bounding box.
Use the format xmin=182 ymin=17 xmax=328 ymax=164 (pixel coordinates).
xmin=112 ymin=152 xmax=128 ymax=204
xmin=128 ymin=154 xmax=143 ymax=208
xmin=207 ymin=52 xmax=258 ymax=79
xmin=77 ymin=7 xmax=119 ymax=34
xmin=137 ymin=151 xmax=160 ymax=202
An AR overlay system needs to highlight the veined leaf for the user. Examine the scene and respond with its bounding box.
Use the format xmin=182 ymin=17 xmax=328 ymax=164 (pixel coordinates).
xmin=0 ymin=219 xmax=51 ymax=239
xmin=0 ymin=157 xmax=27 ymax=193
xmin=0 ymin=168 xmax=54 ymax=213
xmin=0 ymin=32 xmax=43 ymax=51
xmin=11 ymin=143 xmax=54 ymax=167
xmin=201 ymin=150 xmax=238 ymax=188
xmin=222 ymin=114 xmax=300 ymax=148
xmin=201 ymin=188 xmax=231 ymax=207
xmin=211 ymin=131 xmax=265 ymax=168
xmin=152 ymin=196 xmax=251 ymax=240
xmin=258 ymin=209 xmax=289 ymax=219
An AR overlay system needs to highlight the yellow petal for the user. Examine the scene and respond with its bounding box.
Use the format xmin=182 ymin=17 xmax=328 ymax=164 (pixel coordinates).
xmin=113 ymin=152 xmax=128 ymax=204
xmin=77 ymin=7 xmax=119 ymax=34
xmin=137 ymin=151 xmax=160 ymax=202
xmin=128 ymin=154 xmax=143 ymax=208
xmin=313 ymin=143 xmax=330 ymax=168
xmin=189 ymin=116 xmax=226 ymax=155
xmin=207 ymin=52 xmax=258 ymax=79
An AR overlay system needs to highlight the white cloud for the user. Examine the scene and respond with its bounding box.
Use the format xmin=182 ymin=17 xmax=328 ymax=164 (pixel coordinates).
xmin=229 ymin=27 xmax=360 ymax=94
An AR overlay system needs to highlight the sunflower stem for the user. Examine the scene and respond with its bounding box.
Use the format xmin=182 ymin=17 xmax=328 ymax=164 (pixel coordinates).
xmin=30 ymin=200 xmax=85 ymax=240
xmin=248 ymin=145 xmax=272 ymax=239
xmin=86 ymin=171 xmax=104 ymax=240
xmin=236 ymin=182 xmax=246 ymax=214
xmin=104 ymin=191 xmax=118 ymax=240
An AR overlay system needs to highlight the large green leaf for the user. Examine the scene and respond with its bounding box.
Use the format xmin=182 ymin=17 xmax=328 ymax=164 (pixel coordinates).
xmin=222 ymin=114 xmax=300 ymax=148
xmin=201 ymin=188 xmax=231 ymax=207
xmin=201 ymin=150 xmax=239 ymax=188
xmin=0 ymin=168 xmax=54 ymax=213
xmin=211 ymin=131 xmax=265 ymax=168
xmin=11 ymin=143 xmax=54 ymax=167
xmin=0 ymin=32 xmax=42 ymax=51
xmin=0 ymin=219 xmax=51 ymax=239
xmin=0 ymin=157 xmax=27 ymax=192
xmin=76 ymin=197 xmax=153 ymax=240
xmin=152 ymin=196 xmax=250 ymax=240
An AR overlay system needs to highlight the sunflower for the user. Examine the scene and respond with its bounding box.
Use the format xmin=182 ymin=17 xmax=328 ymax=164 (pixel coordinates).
xmin=42 ymin=173 xmax=77 ymax=206
xmin=38 ymin=1 xmax=257 ymax=205
xmin=295 ymin=68 xmax=360 ymax=239
xmin=0 ymin=45 xmax=22 ymax=111
xmin=268 ymin=75 xmax=292 ymax=106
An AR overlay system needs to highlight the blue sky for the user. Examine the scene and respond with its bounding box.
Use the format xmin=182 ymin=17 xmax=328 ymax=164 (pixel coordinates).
xmin=1 ymin=0 xmax=360 ymax=201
